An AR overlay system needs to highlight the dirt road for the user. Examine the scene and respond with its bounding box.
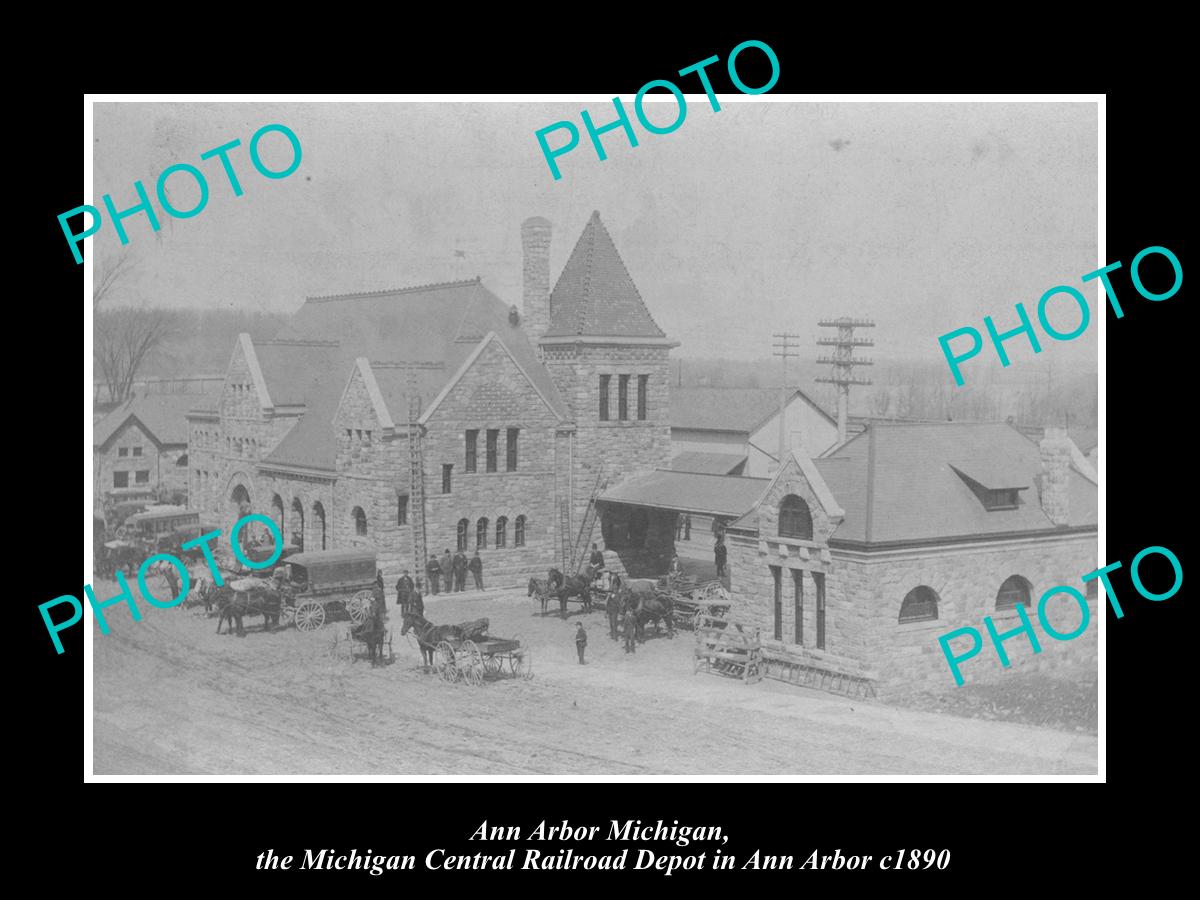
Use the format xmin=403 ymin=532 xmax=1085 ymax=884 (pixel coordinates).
xmin=92 ymin=584 xmax=1097 ymax=775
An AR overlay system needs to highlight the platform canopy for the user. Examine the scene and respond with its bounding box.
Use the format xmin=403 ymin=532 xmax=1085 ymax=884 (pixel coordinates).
xmin=598 ymin=469 xmax=768 ymax=518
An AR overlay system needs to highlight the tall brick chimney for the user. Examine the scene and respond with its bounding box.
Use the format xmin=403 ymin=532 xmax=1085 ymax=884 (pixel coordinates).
xmin=1038 ymin=427 xmax=1073 ymax=526
xmin=521 ymin=216 xmax=552 ymax=341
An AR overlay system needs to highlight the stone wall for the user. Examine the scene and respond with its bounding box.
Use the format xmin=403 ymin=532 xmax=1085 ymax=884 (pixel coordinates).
xmin=542 ymin=344 xmax=673 ymax=554
xmin=728 ymin=526 xmax=1098 ymax=695
xmin=421 ymin=338 xmax=562 ymax=587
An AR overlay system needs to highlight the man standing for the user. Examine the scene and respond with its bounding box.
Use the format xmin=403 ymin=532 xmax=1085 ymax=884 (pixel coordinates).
xmin=426 ymin=555 xmax=441 ymax=595
xmin=623 ymin=607 xmax=638 ymax=654
xmin=575 ymin=622 xmax=588 ymax=664
xmin=441 ymin=549 xmax=454 ymax=594
xmin=395 ymin=569 xmax=414 ymax=614
xmin=409 ymin=589 xmax=425 ymax=619
xmin=714 ymin=538 xmax=727 ymax=578
xmin=469 ymin=551 xmax=484 ymax=591
xmin=452 ymin=548 xmax=469 ymax=592
xmin=371 ymin=572 xmax=387 ymax=624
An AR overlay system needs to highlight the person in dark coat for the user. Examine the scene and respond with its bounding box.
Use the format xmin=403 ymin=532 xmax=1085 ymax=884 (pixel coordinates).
xmin=623 ymin=608 xmax=638 ymax=654
xmin=395 ymin=570 xmax=414 ymax=613
xmin=714 ymin=539 xmax=727 ymax=577
xmin=576 ymin=622 xmax=588 ymax=664
xmin=452 ymin=550 xmax=469 ymax=592
xmin=371 ymin=576 xmax=387 ymax=624
xmin=469 ymin=551 xmax=484 ymax=590
xmin=409 ymin=590 xmax=424 ymax=618
xmin=440 ymin=549 xmax=454 ymax=593
xmin=426 ymin=555 xmax=441 ymax=595
xmin=589 ymin=543 xmax=605 ymax=571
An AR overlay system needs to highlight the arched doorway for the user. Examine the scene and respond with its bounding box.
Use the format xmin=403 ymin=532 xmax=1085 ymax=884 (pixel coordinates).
xmin=228 ymin=482 xmax=254 ymax=555
xmin=312 ymin=501 xmax=327 ymax=550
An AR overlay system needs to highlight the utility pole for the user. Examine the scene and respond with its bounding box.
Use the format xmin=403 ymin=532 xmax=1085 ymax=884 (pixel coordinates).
xmin=815 ymin=318 xmax=875 ymax=445
xmin=771 ymin=332 xmax=800 ymax=471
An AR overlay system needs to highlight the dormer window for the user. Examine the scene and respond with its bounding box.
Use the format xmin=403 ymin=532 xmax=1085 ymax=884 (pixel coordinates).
xmin=983 ymin=488 xmax=1020 ymax=510
xmin=950 ymin=464 xmax=1027 ymax=512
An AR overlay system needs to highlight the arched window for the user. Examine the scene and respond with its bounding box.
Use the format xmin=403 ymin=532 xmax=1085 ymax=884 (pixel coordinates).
xmin=271 ymin=494 xmax=285 ymax=533
xmin=352 ymin=506 xmax=368 ymax=537
xmin=495 ymin=516 xmax=507 ymax=549
xmin=312 ymin=501 xmax=327 ymax=550
xmin=778 ymin=494 xmax=813 ymax=540
xmin=476 ymin=517 xmax=489 ymax=550
xmin=457 ymin=518 xmax=469 ymax=552
xmin=996 ymin=575 xmax=1033 ymax=610
xmin=515 ymin=515 xmax=526 ymax=547
xmin=899 ymin=585 xmax=940 ymax=623
xmin=176 ymin=453 xmax=188 ymax=466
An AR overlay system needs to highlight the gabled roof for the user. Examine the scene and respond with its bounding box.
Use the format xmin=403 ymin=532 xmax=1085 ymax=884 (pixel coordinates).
xmin=812 ymin=422 xmax=1098 ymax=545
xmin=94 ymin=392 xmax=215 ymax=449
xmin=671 ymin=387 xmax=836 ymax=434
xmin=258 ymin=278 xmax=568 ymax=472
xmin=670 ymin=451 xmax=748 ymax=475
xmin=598 ymin=469 xmax=769 ymax=517
xmin=544 ymin=211 xmax=667 ymax=339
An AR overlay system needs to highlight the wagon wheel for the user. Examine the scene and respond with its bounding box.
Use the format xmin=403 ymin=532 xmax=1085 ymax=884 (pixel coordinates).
xmin=460 ymin=640 xmax=484 ymax=686
xmin=295 ymin=601 xmax=326 ymax=632
xmin=510 ymin=648 xmax=533 ymax=680
xmin=347 ymin=590 xmax=374 ymax=625
xmin=435 ymin=641 xmax=458 ymax=682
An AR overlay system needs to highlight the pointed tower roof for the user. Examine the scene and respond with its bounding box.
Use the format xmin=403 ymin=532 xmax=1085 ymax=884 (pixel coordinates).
xmin=544 ymin=211 xmax=668 ymax=340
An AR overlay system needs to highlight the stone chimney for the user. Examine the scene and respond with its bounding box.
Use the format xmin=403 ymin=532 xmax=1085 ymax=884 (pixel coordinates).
xmin=521 ymin=216 xmax=552 ymax=341
xmin=1038 ymin=427 xmax=1073 ymax=526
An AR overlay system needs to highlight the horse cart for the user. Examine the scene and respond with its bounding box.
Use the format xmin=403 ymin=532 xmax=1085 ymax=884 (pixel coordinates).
xmin=434 ymin=636 xmax=532 ymax=685
xmin=662 ymin=576 xmax=731 ymax=630
xmin=274 ymin=549 xmax=379 ymax=632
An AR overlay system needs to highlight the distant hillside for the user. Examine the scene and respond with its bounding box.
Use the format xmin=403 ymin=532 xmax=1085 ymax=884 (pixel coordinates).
xmin=93 ymin=308 xmax=291 ymax=384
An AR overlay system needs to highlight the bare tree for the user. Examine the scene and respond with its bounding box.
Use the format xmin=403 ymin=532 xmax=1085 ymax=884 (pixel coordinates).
xmin=96 ymin=308 xmax=169 ymax=403
xmin=93 ymin=253 xmax=136 ymax=311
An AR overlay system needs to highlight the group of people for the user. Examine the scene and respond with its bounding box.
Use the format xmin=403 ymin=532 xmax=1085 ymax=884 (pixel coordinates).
xmin=423 ymin=548 xmax=484 ymax=595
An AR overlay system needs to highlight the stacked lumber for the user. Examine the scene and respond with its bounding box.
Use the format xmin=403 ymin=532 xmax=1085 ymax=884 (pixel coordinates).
xmin=759 ymin=643 xmax=879 ymax=699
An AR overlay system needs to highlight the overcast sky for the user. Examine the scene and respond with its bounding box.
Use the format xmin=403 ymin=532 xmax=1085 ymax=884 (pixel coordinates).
xmin=92 ymin=100 xmax=1098 ymax=367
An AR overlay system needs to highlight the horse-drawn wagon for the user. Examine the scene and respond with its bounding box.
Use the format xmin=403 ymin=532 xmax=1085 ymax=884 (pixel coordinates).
xmin=274 ymin=549 xmax=379 ymax=632
xmin=402 ymin=613 xmax=532 ymax=685
xmin=434 ymin=636 xmax=532 ymax=685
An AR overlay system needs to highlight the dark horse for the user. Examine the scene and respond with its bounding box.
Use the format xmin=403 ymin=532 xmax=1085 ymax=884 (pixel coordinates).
xmin=618 ymin=581 xmax=674 ymax=642
xmin=351 ymin=600 xmax=388 ymax=666
xmin=552 ymin=566 xmax=594 ymax=618
xmin=528 ymin=570 xmax=562 ymax=615
xmin=400 ymin=613 xmax=464 ymax=667
xmin=216 ymin=586 xmax=282 ymax=636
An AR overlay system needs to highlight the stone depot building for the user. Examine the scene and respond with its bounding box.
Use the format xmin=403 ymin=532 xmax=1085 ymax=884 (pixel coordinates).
xmin=602 ymin=423 xmax=1098 ymax=692
xmin=184 ymin=210 xmax=1097 ymax=692
xmin=187 ymin=212 xmax=675 ymax=587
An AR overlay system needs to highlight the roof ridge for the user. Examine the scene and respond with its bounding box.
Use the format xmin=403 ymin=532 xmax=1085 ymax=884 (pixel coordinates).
xmin=257 ymin=338 xmax=340 ymax=347
xmin=652 ymin=466 xmax=769 ymax=482
xmin=306 ymin=276 xmax=482 ymax=303
xmin=577 ymin=214 xmax=596 ymax=335
xmin=589 ymin=211 xmax=665 ymax=336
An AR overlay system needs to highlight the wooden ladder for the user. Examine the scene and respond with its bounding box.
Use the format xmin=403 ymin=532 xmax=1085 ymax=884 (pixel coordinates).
xmin=558 ymin=499 xmax=572 ymax=573
xmin=568 ymin=469 xmax=607 ymax=574
xmin=408 ymin=380 xmax=427 ymax=578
